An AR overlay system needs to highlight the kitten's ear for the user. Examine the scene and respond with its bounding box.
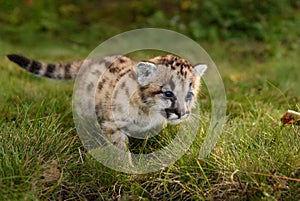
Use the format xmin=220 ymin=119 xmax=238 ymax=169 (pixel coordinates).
xmin=136 ymin=62 xmax=157 ymax=86
xmin=193 ymin=64 xmax=207 ymax=77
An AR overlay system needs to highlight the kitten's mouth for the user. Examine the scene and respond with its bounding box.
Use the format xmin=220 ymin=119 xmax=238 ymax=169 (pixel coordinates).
xmin=162 ymin=109 xmax=190 ymax=124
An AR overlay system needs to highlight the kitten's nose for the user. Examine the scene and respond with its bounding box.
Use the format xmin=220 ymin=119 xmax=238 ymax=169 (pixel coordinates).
xmin=175 ymin=107 xmax=186 ymax=119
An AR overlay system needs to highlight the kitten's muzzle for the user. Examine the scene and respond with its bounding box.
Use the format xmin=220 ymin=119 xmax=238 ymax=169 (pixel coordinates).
xmin=164 ymin=108 xmax=189 ymax=121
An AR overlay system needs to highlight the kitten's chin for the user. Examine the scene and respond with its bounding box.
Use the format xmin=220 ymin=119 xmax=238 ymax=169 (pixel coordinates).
xmin=168 ymin=119 xmax=181 ymax=124
xmin=167 ymin=114 xmax=190 ymax=124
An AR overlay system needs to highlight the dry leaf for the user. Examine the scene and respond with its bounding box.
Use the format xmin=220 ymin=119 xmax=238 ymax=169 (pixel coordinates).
xmin=229 ymin=73 xmax=242 ymax=82
xmin=231 ymin=87 xmax=239 ymax=93
xmin=41 ymin=160 xmax=61 ymax=183
xmin=280 ymin=110 xmax=300 ymax=126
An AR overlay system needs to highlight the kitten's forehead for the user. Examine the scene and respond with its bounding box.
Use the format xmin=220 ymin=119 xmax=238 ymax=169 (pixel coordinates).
xmin=165 ymin=74 xmax=193 ymax=91
xmin=148 ymin=54 xmax=195 ymax=79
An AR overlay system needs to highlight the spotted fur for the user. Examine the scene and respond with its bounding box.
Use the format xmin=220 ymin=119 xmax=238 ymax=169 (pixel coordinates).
xmin=7 ymin=54 xmax=207 ymax=164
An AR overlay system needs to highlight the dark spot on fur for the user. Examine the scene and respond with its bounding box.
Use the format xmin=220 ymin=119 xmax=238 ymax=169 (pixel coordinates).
xmin=108 ymin=65 xmax=121 ymax=74
xmin=29 ymin=61 xmax=41 ymax=74
xmin=92 ymin=70 xmax=101 ymax=76
xmin=169 ymin=79 xmax=175 ymax=90
xmin=65 ymin=64 xmax=72 ymax=79
xmin=125 ymin=87 xmax=130 ymax=97
xmin=119 ymin=58 xmax=126 ymax=63
xmin=168 ymin=60 xmax=174 ymax=66
xmin=118 ymin=69 xmax=131 ymax=79
xmin=180 ymin=64 xmax=185 ymax=77
xmin=105 ymin=92 xmax=110 ymax=100
xmin=87 ymin=82 xmax=94 ymax=92
xmin=120 ymin=81 xmax=126 ymax=89
xmin=45 ymin=64 xmax=55 ymax=78
xmin=98 ymin=78 xmax=106 ymax=90
xmin=114 ymin=105 xmax=124 ymax=114
xmin=113 ymin=89 xmax=119 ymax=99
xmin=95 ymin=104 xmax=102 ymax=116
xmin=105 ymin=61 xmax=111 ymax=66
xmin=98 ymin=83 xmax=103 ymax=90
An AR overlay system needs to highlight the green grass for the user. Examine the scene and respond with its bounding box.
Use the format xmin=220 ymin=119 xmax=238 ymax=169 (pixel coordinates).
xmin=1 ymin=39 xmax=299 ymax=200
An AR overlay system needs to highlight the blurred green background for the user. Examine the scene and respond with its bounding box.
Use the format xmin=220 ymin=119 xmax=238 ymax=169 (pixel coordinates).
xmin=1 ymin=0 xmax=299 ymax=49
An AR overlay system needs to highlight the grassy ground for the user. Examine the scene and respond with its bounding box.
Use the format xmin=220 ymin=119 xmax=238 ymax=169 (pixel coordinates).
xmin=1 ymin=36 xmax=299 ymax=200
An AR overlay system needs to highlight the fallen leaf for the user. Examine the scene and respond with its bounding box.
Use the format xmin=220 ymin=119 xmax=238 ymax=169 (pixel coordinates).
xmin=280 ymin=110 xmax=300 ymax=126
xmin=41 ymin=160 xmax=61 ymax=183
xmin=231 ymin=87 xmax=239 ymax=93
xmin=229 ymin=73 xmax=242 ymax=82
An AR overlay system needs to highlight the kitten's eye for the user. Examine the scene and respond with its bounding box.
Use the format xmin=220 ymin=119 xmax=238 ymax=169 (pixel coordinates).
xmin=164 ymin=91 xmax=174 ymax=98
xmin=186 ymin=92 xmax=194 ymax=99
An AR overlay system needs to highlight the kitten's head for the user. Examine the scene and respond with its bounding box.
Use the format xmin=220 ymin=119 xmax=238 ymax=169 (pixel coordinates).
xmin=136 ymin=55 xmax=207 ymax=124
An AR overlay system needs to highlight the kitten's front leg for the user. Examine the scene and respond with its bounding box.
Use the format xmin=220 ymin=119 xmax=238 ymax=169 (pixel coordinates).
xmin=109 ymin=130 xmax=133 ymax=167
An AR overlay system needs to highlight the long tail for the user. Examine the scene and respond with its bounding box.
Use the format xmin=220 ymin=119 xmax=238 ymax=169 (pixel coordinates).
xmin=7 ymin=54 xmax=83 ymax=79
